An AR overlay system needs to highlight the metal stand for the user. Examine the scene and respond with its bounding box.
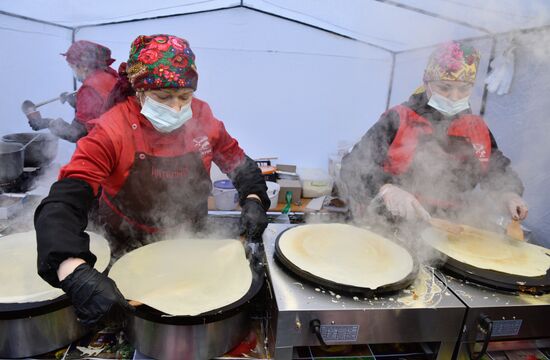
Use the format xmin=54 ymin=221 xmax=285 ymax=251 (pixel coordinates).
xmin=263 ymin=224 xmax=466 ymax=359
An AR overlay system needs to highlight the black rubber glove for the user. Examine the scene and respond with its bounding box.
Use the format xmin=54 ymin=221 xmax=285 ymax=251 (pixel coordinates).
xmin=28 ymin=117 xmax=52 ymax=131
xmin=61 ymin=263 xmax=133 ymax=327
xmin=240 ymin=198 xmax=268 ymax=240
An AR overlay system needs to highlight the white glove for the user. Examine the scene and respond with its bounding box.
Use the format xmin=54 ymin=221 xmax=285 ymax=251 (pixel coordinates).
xmin=502 ymin=192 xmax=528 ymax=220
xmin=378 ymin=184 xmax=431 ymax=222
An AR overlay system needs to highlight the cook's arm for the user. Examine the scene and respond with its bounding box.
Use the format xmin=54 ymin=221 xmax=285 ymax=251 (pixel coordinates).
xmin=480 ymin=131 xmax=524 ymax=196
xmin=211 ymin=117 xmax=269 ymax=210
xmin=35 ymin=178 xmax=96 ymax=287
xmin=35 ymin=126 xmax=116 ymax=287
xmin=229 ymin=156 xmax=270 ymax=210
xmin=48 ymin=118 xmax=87 ymax=143
xmin=340 ymin=109 xmax=400 ymax=203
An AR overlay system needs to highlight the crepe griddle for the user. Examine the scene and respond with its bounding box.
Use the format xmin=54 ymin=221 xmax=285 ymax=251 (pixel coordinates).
xmin=274 ymin=226 xmax=418 ymax=297
xmin=424 ymin=228 xmax=550 ymax=295
xmin=0 ymin=295 xmax=71 ymax=320
xmin=130 ymin=263 xmax=264 ymax=325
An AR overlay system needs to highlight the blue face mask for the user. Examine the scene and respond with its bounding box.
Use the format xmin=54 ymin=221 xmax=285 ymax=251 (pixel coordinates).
xmin=140 ymin=96 xmax=193 ymax=133
xmin=428 ymin=89 xmax=470 ymax=117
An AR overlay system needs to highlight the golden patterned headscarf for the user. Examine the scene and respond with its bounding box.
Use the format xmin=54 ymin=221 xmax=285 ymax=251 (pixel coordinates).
xmin=423 ymin=41 xmax=480 ymax=84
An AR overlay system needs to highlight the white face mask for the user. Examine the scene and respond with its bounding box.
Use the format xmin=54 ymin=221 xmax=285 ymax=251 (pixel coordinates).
xmin=140 ymin=96 xmax=193 ymax=133
xmin=428 ymin=88 xmax=470 ymax=117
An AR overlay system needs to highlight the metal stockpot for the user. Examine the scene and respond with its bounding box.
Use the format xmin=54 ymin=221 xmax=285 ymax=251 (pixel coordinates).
xmin=0 ymin=297 xmax=87 ymax=358
xmin=2 ymin=133 xmax=58 ymax=168
xmin=126 ymin=267 xmax=264 ymax=360
xmin=0 ymin=142 xmax=24 ymax=183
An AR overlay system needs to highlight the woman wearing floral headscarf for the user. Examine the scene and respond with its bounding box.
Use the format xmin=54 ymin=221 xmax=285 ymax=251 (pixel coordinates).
xmin=34 ymin=34 xmax=269 ymax=326
xmin=341 ymin=41 xmax=527 ymax=223
xmin=28 ymin=40 xmax=119 ymax=142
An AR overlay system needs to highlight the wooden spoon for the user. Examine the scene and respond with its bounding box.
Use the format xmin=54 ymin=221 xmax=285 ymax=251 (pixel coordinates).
xmin=506 ymin=219 xmax=525 ymax=241
xmin=429 ymin=217 xmax=464 ymax=235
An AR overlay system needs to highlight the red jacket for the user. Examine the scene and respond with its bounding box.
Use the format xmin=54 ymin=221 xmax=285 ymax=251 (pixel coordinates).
xmin=340 ymin=92 xmax=524 ymax=206
xmin=59 ymin=97 xmax=246 ymax=197
xmin=383 ymin=104 xmax=492 ymax=175
xmin=75 ymin=67 xmax=118 ymax=131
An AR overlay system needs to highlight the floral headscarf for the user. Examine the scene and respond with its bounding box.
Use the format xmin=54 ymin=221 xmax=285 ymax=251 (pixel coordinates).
xmin=423 ymin=41 xmax=480 ymax=84
xmin=62 ymin=40 xmax=115 ymax=69
xmin=126 ymin=34 xmax=198 ymax=91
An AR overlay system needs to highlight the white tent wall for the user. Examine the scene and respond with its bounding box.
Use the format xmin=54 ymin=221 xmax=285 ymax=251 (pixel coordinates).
xmin=389 ymin=38 xmax=493 ymax=113
xmin=483 ymin=29 xmax=550 ymax=247
xmin=0 ymin=14 xmax=75 ymax=164
xmin=75 ymin=7 xmax=393 ymax=169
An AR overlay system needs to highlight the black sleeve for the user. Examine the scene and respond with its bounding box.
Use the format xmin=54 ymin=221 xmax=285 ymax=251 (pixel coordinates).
xmin=340 ymin=109 xmax=401 ymax=202
xmin=227 ymin=155 xmax=270 ymax=211
xmin=480 ymin=131 xmax=524 ymax=195
xmin=35 ymin=178 xmax=96 ymax=288
xmin=48 ymin=118 xmax=88 ymax=143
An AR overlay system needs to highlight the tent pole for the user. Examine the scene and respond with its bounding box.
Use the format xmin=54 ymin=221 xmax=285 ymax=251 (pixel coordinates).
xmin=241 ymin=5 xmax=395 ymax=54
xmin=372 ymin=0 xmax=492 ymax=35
xmin=74 ymin=5 xmax=242 ymax=30
xmin=0 ymin=10 xmax=73 ymax=30
xmin=386 ymin=53 xmax=396 ymax=110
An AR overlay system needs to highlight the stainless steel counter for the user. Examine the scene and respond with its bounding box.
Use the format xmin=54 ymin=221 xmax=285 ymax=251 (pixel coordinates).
xmin=441 ymin=274 xmax=550 ymax=359
xmin=263 ymin=224 xmax=467 ymax=359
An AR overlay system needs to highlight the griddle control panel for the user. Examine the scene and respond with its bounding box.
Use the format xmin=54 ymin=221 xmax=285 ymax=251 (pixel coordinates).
xmin=491 ymin=319 xmax=522 ymax=337
xmin=320 ymin=325 xmax=360 ymax=342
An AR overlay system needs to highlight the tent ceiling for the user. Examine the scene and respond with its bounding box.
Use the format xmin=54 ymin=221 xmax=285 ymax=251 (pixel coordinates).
xmin=2 ymin=0 xmax=550 ymax=52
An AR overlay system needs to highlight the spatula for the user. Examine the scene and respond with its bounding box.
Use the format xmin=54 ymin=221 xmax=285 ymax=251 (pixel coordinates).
xmin=429 ymin=217 xmax=464 ymax=235
xmin=506 ymin=219 xmax=524 ymax=241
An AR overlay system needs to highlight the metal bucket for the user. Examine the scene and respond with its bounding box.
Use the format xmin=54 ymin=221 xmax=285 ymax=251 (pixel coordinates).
xmin=128 ymin=307 xmax=250 ymax=359
xmin=126 ymin=266 xmax=264 ymax=359
xmin=2 ymin=133 xmax=58 ymax=168
xmin=0 ymin=298 xmax=87 ymax=358
xmin=0 ymin=142 xmax=24 ymax=183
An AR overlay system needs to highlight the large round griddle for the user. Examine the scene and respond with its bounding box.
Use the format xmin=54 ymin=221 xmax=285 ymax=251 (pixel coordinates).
xmin=129 ymin=263 xmax=264 ymax=325
xmin=431 ymin=245 xmax=550 ymax=295
xmin=0 ymin=295 xmax=71 ymax=320
xmin=274 ymin=226 xmax=418 ymax=297
xmin=423 ymin=228 xmax=550 ymax=294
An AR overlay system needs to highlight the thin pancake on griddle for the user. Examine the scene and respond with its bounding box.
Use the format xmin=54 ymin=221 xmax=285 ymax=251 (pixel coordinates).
xmin=422 ymin=225 xmax=550 ymax=277
xmin=278 ymin=224 xmax=414 ymax=289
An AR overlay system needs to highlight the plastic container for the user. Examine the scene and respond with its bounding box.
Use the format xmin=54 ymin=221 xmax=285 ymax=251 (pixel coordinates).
xmin=298 ymin=168 xmax=334 ymax=198
xmin=212 ymin=180 xmax=239 ymax=210
xmin=266 ymin=181 xmax=280 ymax=210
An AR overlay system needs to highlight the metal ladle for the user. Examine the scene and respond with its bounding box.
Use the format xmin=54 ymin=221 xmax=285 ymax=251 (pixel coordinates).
xmin=21 ymin=91 xmax=77 ymax=121
xmin=19 ymin=133 xmax=43 ymax=151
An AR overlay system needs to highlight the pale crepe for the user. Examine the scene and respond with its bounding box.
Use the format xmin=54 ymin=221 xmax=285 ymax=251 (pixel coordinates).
xmin=422 ymin=225 xmax=550 ymax=277
xmin=278 ymin=224 xmax=414 ymax=289
xmin=0 ymin=231 xmax=110 ymax=303
xmin=109 ymin=239 xmax=252 ymax=316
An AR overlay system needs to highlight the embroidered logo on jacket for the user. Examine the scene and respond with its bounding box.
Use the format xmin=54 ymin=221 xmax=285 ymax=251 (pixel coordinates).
xmin=193 ymin=136 xmax=212 ymax=157
xmin=472 ymin=143 xmax=489 ymax=161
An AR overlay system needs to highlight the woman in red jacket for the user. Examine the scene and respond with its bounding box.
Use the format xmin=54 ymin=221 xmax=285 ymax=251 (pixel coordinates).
xmin=28 ymin=40 xmax=118 ymax=142
xmin=341 ymin=41 xmax=528 ymax=224
xmin=35 ymin=34 xmax=269 ymax=326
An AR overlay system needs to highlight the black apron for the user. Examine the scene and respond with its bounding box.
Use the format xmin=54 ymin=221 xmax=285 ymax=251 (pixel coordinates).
xmin=97 ymin=120 xmax=212 ymax=258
